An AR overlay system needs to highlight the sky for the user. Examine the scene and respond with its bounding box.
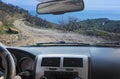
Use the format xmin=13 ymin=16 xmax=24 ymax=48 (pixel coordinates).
xmin=3 ymin=0 xmax=120 ymax=10
xmin=2 ymin=0 xmax=120 ymax=23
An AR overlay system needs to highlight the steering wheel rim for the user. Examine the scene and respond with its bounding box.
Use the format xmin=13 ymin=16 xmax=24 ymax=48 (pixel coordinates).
xmin=0 ymin=44 xmax=16 ymax=79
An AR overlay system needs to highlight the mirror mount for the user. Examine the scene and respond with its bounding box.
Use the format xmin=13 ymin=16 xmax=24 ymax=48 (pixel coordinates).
xmin=37 ymin=0 xmax=84 ymax=15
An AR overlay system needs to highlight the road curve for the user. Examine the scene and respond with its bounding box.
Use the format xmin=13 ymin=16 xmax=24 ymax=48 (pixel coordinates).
xmin=13 ymin=19 xmax=106 ymax=46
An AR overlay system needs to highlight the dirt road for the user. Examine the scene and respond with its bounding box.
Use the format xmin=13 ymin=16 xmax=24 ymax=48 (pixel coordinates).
xmin=12 ymin=19 xmax=106 ymax=46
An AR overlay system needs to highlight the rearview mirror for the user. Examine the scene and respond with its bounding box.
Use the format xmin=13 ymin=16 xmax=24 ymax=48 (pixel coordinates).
xmin=36 ymin=0 xmax=84 ymax=15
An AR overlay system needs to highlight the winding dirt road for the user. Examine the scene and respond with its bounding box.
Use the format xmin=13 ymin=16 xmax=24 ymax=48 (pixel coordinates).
xmin=12 ymin=19 xmax=106 ymax=46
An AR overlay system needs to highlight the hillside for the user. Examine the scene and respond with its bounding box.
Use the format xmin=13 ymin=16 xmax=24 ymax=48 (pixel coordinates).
xmin=78 ymin=18 xmax=120 ymax=33
xmin=0 ymin=0 xmax=56 ymax=45
xmin=1 ymin=1 xmax=120 ymax=35
xmin=58 ymin=18 xmax=120 ymax=40
xmin=13 ymin=19 xmax=107 ymax=46
xmin=0 ymin=0 xmax=54 ymax=34
xmin=0 ymin=1 xmax=120 ymax=46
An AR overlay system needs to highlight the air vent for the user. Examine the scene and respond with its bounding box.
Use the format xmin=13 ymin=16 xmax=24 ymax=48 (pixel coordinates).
xmin=63 ymin=58 xmax=83 ymax=67
xmin=41 ymin=57 xmax=60 ymax=67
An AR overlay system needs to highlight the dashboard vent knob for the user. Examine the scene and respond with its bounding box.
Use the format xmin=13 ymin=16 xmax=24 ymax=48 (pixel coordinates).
xmin=74 ymin=76 xmax=81 ymax=79
xmin=40 ymin=76 xmax=47 ymax=79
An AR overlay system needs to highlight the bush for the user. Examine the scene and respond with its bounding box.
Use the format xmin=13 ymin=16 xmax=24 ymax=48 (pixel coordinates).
xmin=0 ymin=21 xmax=17 ymax=34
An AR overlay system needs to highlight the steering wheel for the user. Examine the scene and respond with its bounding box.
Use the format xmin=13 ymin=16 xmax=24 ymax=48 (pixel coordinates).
xmin=0 ymin=44 xmax=16 ymax=79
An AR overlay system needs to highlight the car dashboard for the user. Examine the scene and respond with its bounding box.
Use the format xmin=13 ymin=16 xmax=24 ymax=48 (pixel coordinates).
xmin=0 ymin=46 xmax=120 ymax=79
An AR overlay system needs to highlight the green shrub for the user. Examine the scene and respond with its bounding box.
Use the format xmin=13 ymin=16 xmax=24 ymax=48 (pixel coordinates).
xmin=0 ymin=22 xmax=16 ymax=34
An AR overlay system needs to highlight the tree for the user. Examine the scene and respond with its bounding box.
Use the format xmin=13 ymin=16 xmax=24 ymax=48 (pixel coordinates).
xmin=59 ymin=17 xmax=80 ymax=31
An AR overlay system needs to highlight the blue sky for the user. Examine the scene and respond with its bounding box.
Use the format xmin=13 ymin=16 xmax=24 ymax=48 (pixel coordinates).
xmin=3 ymin=0 xmax=120 ymax=10
xmin=3 ymin=0 xmax=120 ymax=23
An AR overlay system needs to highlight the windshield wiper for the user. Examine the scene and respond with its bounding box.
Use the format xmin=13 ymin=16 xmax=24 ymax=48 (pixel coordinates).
xmin=95 ymin=42 xmax=120 ymax=47
xmin=28 ymin=41 xmax=90 ymax=47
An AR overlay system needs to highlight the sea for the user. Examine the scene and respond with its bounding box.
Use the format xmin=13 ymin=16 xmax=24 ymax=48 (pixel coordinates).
xmin=29 ymin=10 xmax=120 ymax=24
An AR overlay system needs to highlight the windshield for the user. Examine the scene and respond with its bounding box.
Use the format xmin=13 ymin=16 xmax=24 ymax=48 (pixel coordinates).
xmin=0 ymin=0 xmax=120 ymax=46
